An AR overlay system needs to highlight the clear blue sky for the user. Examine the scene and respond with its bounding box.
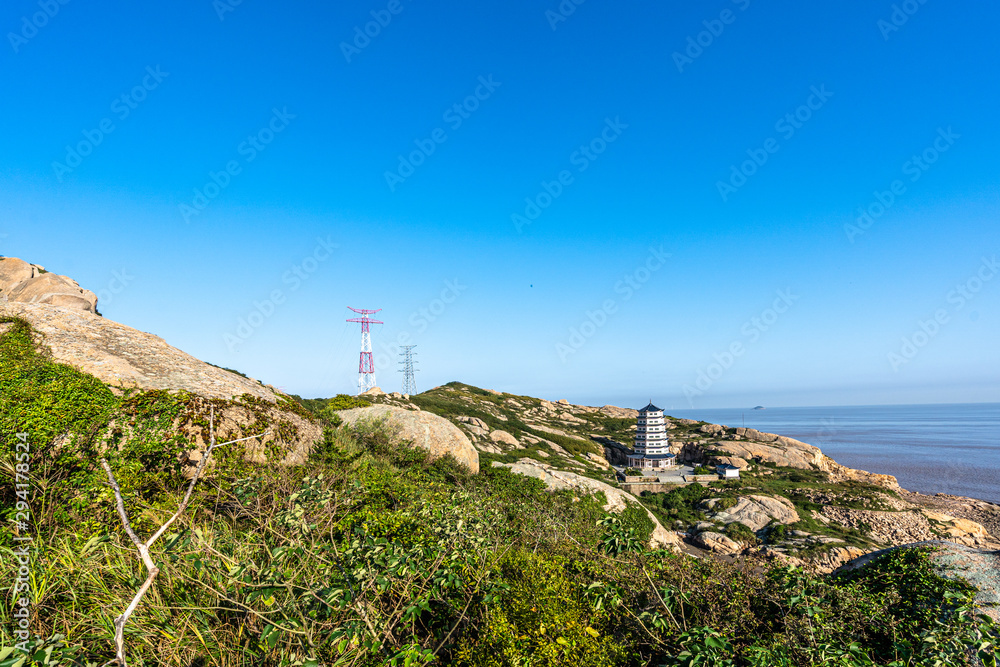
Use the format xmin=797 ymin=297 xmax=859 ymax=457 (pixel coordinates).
xmin=2 ymin=0 xmax=998 ymax=409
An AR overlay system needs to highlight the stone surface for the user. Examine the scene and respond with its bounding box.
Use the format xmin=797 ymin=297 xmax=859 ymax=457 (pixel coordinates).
xmin=712 ymin=439 xmax=823 ymax=471
xmin=491 ymin=460 xmax=680 ymax=551
xmin=339 ymin=404 xmax=479 ymax=474
xmin=600 ymin=405 xmax=638 ymax=419
xmin=2 ymin=301 xmax=279 ymax=401
xmin=836 ymin=541 xmax=1000 ymax=622
xmin=489 ymin=429 xmax=519 ymax=447
xmin=903 ymin=492 xmax=1000 ymax=541
xmin=693 ymin=531 xmax=742 ymax=554
xmin=714 ymin=495 xmax=799 ymax=532
xmin=458 ymin=415 xmax=488 ymax=429
xmin=712 ymin=455 xmax=750 ymax=470
xmin=760 ymin=544 xmax=866 ymax=574
xmin=1 ymin=258 xmax=98 ymax=313
xmin=821 ymin=506 xmax=997 ymax=549
xmin=586 ymin=452 xmax=611 ymax=468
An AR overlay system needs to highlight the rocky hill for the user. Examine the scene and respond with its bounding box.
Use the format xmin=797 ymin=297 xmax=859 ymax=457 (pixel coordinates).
xmin=0 ymin=256 xmax=98 ymax=312
xmin=362 ymin=383 xmax=1000 ymax=572
xmin=0 ymin=257 xmax=322 ymax=468
xmin=5 ymin=247 xmax=995 ymax=574
xmin=1 ymin=256 xmax=280 ymax=402
xmin=2 ymin=259 xmax=997 ymax=664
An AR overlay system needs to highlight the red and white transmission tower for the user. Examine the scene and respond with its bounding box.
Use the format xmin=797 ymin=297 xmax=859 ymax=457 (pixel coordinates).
xmin=347 ymin=307 xmax=382 ymax=394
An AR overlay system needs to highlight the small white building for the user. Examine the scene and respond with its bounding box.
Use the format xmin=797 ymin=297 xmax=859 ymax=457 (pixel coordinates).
xmin=717 ymin=463 xmax=741 ymax=479
xmin=626 ymin=402 xmax=677 ymax=470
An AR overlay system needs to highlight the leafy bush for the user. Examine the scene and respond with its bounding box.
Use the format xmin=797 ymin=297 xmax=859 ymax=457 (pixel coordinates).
xmin=766 ymin=523 xmax=789 ymax=544
xmin=723 ymin=522 xmax=758 ymax=545
xmin=2 ymin=319 xmax=998 ymax=666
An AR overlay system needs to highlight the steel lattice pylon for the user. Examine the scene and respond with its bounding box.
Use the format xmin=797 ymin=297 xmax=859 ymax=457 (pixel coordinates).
xmin=398 ymin=345 xmax=418 ymax=395
xmin=347 ymin=307 xmax=383 ymax=394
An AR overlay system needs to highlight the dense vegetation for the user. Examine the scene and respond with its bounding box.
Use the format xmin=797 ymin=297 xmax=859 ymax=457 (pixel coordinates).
xmin=638 ymin=468 xmax=898 ymax=552
xmin=1 ymin=318 xmax=998 ymax=666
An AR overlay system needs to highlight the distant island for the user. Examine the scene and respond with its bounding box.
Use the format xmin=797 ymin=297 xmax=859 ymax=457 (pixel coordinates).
xmin=753 ymin=405 xmax=766 ymax=410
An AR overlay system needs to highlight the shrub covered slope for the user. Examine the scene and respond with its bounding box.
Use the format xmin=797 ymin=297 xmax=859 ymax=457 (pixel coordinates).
xmin=0 ymin=318 xmax=998 ymax=666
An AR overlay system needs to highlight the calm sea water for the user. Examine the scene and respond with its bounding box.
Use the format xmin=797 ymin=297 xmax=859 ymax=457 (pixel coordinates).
xmin=668 ymin=403 xmax=1000 ymax=504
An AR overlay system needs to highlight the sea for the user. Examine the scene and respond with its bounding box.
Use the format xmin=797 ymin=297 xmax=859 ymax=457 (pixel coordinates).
xmin=668 ymin=403 xmax=1000 ymax=505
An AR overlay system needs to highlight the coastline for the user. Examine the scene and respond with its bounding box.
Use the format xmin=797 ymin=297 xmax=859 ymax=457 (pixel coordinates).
xmin=669 ymin=402 xmax=1000 ymax=505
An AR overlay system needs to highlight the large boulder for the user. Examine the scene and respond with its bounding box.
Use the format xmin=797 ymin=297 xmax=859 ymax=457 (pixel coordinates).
xmin=457 ymin=416 xmax=489 ymax=438
xmin=714 ymin=495 xmax=799 ymax=532
xmin=491 ymin=460 xmax=681 ymax=551
xmin=0 ymin=257 xmax=98 ymax=313
xmin=489 ymin=429 xmax=520 ymax=447
xmin=712 ymin=439 xmax=823 ymax=470
xmin=2 ymin=301 xmax=279 ymax=401
xmin=693 ymin=531 xmax=742 ymax=554
xmin=339 ymin=404 xmax=479 ymax=474
xmin=835 ymin=541 xmax=1000 ymax=622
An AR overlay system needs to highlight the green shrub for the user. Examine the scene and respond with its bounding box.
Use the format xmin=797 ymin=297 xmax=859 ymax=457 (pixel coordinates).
xmin=714 ymin=496 xmax=737 ymax=512
xmin=3 ymin=320 xmax=998 ymax=667
xmin=766 ymin=523 xmax=788 ymax=544
xmin=724 ymin=522 xmax=758 ymax=545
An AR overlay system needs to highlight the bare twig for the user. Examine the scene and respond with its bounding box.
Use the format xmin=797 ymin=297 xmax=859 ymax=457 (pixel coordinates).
xmin=101 ymin=405 xmax=269 ymax=666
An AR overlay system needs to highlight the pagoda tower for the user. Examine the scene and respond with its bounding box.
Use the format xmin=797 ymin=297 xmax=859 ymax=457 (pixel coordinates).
xmin=627 ymin=401 xmax=676 ymax=470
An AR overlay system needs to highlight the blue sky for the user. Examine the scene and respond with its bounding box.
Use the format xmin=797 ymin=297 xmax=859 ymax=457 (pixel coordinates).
xmin=2 ymin=0 xmax=998 ymax=409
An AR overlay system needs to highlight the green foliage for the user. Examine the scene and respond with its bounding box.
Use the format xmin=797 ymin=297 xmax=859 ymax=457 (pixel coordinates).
xmin=723 ymin=522 xmax=757 ymax=545
xmin=291 ymin=393 xmax=372 ymax=428
xmin=599 ymin=515 xmax=645 ymax=556
xmin=714 ymin=496 xmax=737 ymax=512
xmin=645 ymin=483 xmax=719 ymax=527
xmin=408 ymin=384 xmax=601 ymax=462
xmin=766 ymin=523 xmax=789 ymax=544
xmin=2 ymin=322 xmax=998 ymax=666
xmin=453 ymin=551 xmax=631 ymax=667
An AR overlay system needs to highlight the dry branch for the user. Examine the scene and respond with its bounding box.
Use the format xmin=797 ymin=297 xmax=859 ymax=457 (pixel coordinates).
xmin=100 ymin=406 xmax=269 ymax=667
